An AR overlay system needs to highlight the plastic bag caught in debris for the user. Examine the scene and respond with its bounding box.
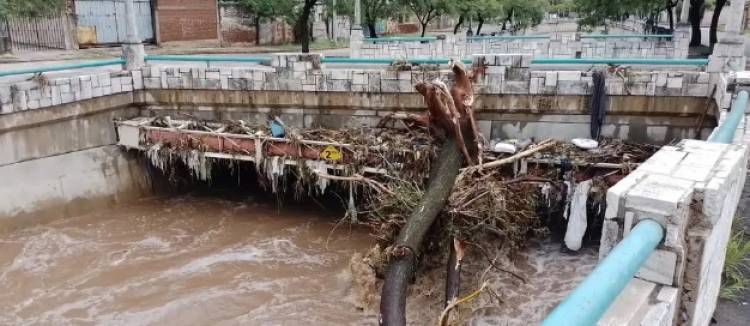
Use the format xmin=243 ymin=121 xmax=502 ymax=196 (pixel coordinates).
xmin=564 ymin=180 xmax=593 ymax=251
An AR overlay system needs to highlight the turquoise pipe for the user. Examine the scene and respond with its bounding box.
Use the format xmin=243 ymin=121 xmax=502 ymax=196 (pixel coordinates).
xmin=581 ymin=34 xmax=673 ymax=39
xmin=468 ymin=35 xmax=549 ymax=40
xmin=320 ymin=57 xmax=472 ymax=65
xmin=363 ymin=36 xmax=437 ymax=43
xmin=541 ymin=219 xmax=664 ymax=326
xmin=709 ymin=90 xmax=749 ymax=144
xmin=0 ymin=58 xmax=125 ymax=77
xmin=144 ymin=55 xmax=271 ymax=63
xmin=531 ymin=58 xmax=708 ymax=66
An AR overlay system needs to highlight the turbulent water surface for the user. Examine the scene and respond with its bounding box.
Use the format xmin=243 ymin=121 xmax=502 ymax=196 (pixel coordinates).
xmin=0 ymin=195 xmax=377 ymax=325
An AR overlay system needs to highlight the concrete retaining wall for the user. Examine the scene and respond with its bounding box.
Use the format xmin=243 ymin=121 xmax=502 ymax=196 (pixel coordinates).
xmin=0 ymin=91 xmax=149 ymax=225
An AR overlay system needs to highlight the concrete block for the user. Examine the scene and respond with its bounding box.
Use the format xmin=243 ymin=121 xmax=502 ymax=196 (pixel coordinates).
xmin=625 ymin=174 xmax=694 ymax=218
xmin=111 ymin=77 xmax=123 ymax=93
xmin=640 ymin=302 xmax=670 ymax=326
xmin=132 ymin=70 xmax=143 ymax=90
xmin=605 ymin=171 xmax=646 ymax=219
xmin=99 ymin=73 xmax=111 ymax=87
xmin=637 ymin=150 xmax=687 ymax=175
xmin=80 ymin=79 xmax=92 ymax=99
xmin=330 ymin=69 xmax=350 ymax=80
xmin=599 ymin=220 xmax=622 ymax=260
xmin=292 ymin=61 xmax=307 ymax=72
xmin=598 ymin=278 xmax=656 ymax=326
xmin=558 ymin=71 xmax=581 ymax=81
xmin=143 ymin=78 xmax=161 ymax=89
xmin=39 ymin=97 xmax=51 ymax=108
xmin=12 ymin=81 xmax=37 ymax=92
xmin=636 ymin=249 xmax=677 ymax=285
xmin=27 ymin=89 xmax=41 ymax=101
xmin=666 ymin=77 xmax=683 ymax=89
xmin=545 ymin=72 xmax=558 ymax=87
xmin=352 ymin=73 xmax=368 ymax=85
xmin=60 ymin=91 xmax=73 ymax=104
xmin=1 ymin=104 xmax=12 ymax=114
xmin=686 ymin=83 xmax=709 ymax=97
xmin=206 ymin=71 xmax=221 ymax=80
xmin=0 ymin=85 xmax=11 ymax=104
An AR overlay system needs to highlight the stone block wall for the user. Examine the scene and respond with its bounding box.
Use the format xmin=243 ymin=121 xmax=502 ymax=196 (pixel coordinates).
xmin=0 ymin=54 xmax=715 ymax=118
xmin=351 ymin=32 xmax=687 ymax=59
xmin=0 ymin=71 xmax=139 ymax=114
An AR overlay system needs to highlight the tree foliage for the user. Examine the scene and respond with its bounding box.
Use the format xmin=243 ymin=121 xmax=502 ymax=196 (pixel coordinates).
xmin=0 ymin=0 xmax=65 ymax=19
xmin=573 ymin=0 xmax=662 ymax=28
xmin=362 ymin=0 xmax=397 ymax=37
xmin=499 ymin=0 xmax=548 ymax=31
xmin=399 ymin=0 xmax=452 ymax=37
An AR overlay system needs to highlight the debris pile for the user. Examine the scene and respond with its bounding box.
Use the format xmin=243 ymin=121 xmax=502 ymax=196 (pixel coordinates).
xmin=135 ymin=114 xmax=657 ymax=253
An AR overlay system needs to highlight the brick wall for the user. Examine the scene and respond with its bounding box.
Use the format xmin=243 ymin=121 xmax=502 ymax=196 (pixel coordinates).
xmin=156 ymin=0 xmax=218 ymax=43
xmin=218 ymin=3 xmax=295 ymax=45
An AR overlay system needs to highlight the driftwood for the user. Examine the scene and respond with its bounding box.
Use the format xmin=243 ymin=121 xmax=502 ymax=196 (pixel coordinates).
xmin=458 ymin=139 xmax=557 ymax=180
xmin=444 ymin=238 xmax=465 ymax=306
xmin=379 ymin=137 xmax=464 ymax=326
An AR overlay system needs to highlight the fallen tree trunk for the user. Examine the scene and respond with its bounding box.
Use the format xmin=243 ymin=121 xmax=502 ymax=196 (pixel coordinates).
xmin=379 ymin=137 xmax=464 ymax=326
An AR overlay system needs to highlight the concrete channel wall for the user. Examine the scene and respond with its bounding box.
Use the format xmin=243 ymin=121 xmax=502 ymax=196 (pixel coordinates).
xmin=0 ymin=92 xmax=151 ymax=227
xmin=0 ymin=52 xmax=744 ymax=325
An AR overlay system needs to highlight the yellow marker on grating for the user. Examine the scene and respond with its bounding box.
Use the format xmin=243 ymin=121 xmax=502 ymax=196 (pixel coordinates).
xmin=320 ymin=145 xmax=343 ymax=161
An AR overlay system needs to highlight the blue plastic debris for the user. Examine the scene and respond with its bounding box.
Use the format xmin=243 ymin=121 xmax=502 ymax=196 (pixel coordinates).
xmin=269 ymin=119 xmax=285 ymax=138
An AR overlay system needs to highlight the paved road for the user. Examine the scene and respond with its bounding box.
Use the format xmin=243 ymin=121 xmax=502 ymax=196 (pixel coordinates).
xmin=713 ymin=172 xmax=750 ymax=326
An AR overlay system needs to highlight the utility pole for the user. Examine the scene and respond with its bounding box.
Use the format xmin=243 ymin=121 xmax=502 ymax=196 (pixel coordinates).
xmin=355 ymin=0 xmax=361 ymax=27
xmin=122 ymin=0 xmax=145 ymax=70
xmin=332 ymin=0 xmax=338 ymax=41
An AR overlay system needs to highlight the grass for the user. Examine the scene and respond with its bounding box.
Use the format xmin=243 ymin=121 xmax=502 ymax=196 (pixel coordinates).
xmin=273 ymin=38 xmax=349 ymax=52
xmin=720 ymin=216 xmax=750 ymax=301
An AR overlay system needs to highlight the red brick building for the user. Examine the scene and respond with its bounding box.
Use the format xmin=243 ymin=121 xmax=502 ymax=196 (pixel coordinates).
xmin=154 ymin=0 xmax=219 ymax=43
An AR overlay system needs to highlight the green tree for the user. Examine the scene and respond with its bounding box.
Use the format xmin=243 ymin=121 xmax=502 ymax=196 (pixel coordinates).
xmin=236 ymin=0 xmax=295 ymax=45
xmin=0 ymin=0 xmax=64 ymax=19
xmin=549 ymin=0 xmax=575 ymax=17
xmin=572 ymin=0 xmax=670 ymax=31
xmin=399 ymin=0 xmax=451 ymax=37
xmin=362 ymin=0 xmax=396 ymax=38
xmin=293 ymin=0 xmax=319 ymax=52
xmin=708 ymin=0 xmax=727 ymax=47
xmin=498 ymin=0 xmax=548 ymax=32
xmin=688 ymin=0 xmax=705 ymax=46
xmin=322 ymin=0 xmax=353 ymax=39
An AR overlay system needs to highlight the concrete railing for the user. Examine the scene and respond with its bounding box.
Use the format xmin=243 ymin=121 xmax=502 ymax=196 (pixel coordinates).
xmin=351 ymin=31 xmax=690 ymax=59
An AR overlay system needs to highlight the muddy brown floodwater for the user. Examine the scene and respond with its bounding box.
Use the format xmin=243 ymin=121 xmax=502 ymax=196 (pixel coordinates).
xmin=0 ymin=195 xmax=379 ymax=325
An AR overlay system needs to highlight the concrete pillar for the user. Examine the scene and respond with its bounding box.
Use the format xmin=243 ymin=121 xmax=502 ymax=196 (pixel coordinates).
xmin=332 ymin=0 xmax=337 ymax=41
xmin=122 ymin=0 xmax=145 ymax=71
xmin=674 ymin=23 xmax=691 ymax=58
xmin=724 ymin=0 xmax=747 ymax=33
xmin=350 ymin=28 xmax=363 ymax=58
xmin=354 ymin=0 xmax=361 ymax=27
